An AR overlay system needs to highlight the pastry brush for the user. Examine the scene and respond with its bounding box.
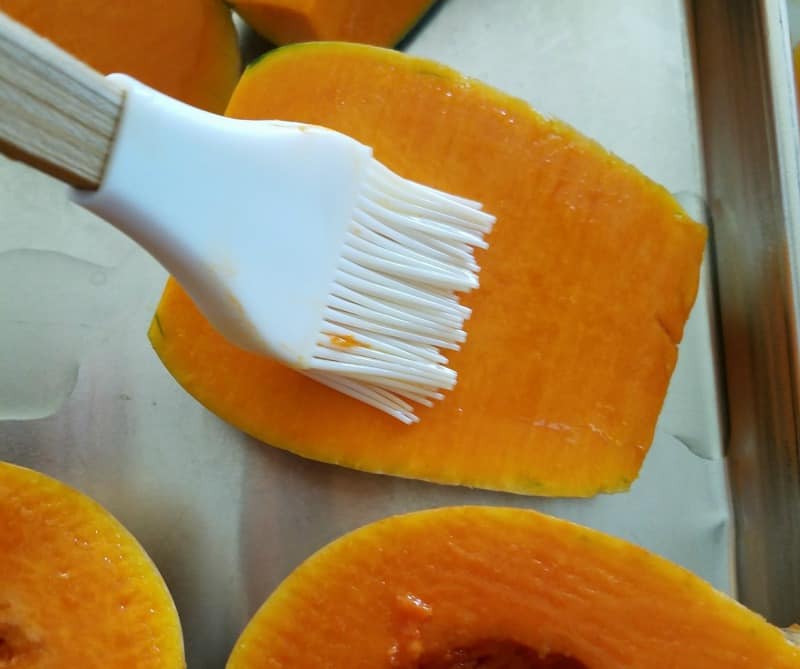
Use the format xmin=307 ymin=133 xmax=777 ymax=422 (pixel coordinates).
xmin=0 ymin=11 xmax=493 ymax=424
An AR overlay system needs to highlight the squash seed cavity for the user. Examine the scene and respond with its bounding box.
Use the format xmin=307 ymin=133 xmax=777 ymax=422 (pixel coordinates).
xmin=0 ymin=622 xmax=42 ymax=664
xmin=414 ymin=640 xmax=587 ymax=669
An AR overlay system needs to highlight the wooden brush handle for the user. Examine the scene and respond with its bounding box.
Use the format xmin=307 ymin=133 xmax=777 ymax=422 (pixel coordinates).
xmin=0 ymin=11 xmax=124 ymax=190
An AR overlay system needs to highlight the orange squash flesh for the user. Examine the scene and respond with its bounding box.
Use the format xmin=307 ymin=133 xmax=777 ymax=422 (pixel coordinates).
xmin=149 ymin=42 xmax=706 ymax=497
xmin=231 ymin=0 xmax=435 ymax=47
xmin=0 ymin=0 xmax=240 ymax=113
xmin=0 ymin=461 xmax=184 ymax=668
xmin=226 ymin=506 xmax=800 ymax=669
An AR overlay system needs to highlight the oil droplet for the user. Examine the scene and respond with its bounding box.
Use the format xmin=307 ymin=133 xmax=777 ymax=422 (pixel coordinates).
xmin=328 ymin=333 xmax=368 ymax=349
xmin=396 ymin=593 xmax=433 ymax=619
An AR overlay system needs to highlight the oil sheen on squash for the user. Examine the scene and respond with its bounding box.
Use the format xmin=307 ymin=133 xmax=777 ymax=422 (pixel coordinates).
xmin=0 ymin=0 xmax=240 ymax=113
xmin=226 ymin=507 xmax=800 ymax=669
xmin=231 ymin=0 xmax=436 ymax=47
xmin=0 ymin=461 xmax=184 ymax=668
xmin=149 ymin=42 xmax=707 ymax=497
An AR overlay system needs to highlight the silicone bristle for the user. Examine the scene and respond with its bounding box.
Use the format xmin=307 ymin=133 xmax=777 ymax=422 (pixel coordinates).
xmin=307 ymin=159 xmax=493 ymax=422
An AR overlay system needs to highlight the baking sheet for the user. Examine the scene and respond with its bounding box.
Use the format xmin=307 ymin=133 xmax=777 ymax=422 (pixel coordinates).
xmin=0 ymin=1 xmax=732 ymax=666
xmin=691 ymin=0 xmax=800 ymax=624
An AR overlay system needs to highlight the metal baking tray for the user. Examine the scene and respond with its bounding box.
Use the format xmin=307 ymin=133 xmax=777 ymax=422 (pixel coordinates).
xmin=0 ymin=0 xmax=797 ymax=666
xmin=694 ymin=0 xmax=800 ymax=624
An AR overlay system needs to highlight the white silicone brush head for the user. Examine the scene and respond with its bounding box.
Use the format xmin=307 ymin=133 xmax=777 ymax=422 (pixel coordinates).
xmin=304 ymin=160 xmax=493 ymax=424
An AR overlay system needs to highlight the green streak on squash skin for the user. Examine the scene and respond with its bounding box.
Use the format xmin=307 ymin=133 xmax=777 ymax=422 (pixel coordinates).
xmin=241 ymin=41 xmax=335 ymax=78
xmin=392 ymin=0 xmax=439 ymax=47
xmin=152 ymin=313 xmax=165 ymax=339
xmin=246 ymin=48 xmax=274 ymax=71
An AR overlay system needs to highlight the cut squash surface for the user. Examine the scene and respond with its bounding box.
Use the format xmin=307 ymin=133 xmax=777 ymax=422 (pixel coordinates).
xmin=231 ymin=0 xmax=435 ymax=47
xmin=150 ymin=42 xmax=706 ymax=496
xmin=0 ymin=461 xmax=184 ymax=668
xmin=226 ymin=506 xmax=800 ymax=669
xmin=0 ymin=0 xmax=240 ymax=113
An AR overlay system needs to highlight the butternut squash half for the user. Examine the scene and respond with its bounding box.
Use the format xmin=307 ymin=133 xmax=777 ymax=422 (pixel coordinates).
xmin=231 ymin=0 xmax=435 ymax=47
xmin=149 ymin=43 xmax=706 ymax=496
xmin=0 ymin=0 xmax=240 ymax=113
xmin=0 ymin=461 xmax=184 ymax=668
xmin=227 ymin=506 xmax=800 ymax=669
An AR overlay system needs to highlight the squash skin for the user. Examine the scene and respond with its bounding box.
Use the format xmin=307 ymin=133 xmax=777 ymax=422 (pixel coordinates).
xmin=226 ymin=506 xmax=800 ymax=669
xmin=0 ymin=461 xmax=184 ymax=668
xmin=795 ymin=44 xmax=800 ymax=111
xmin=231 ymin=0 xmax=436 ymax=47
xmin=0 ymin=0 xmax=240 ymax=113
xmin=149 ymin=42 xmax=706 ymax=497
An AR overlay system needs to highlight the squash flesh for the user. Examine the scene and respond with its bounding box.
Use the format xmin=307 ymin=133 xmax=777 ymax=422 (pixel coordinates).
xmin=226 ymin=506 xmax=800 ymax=669
xmin=150 ymin=42 xmax=706 ymax=496
xmin=231 ymin=0 xmax=435 ymax=47
xmin=0 ymin=462 xmax=183 ymax=668
xmin=0 ymin=0 xmax=240 ymax=113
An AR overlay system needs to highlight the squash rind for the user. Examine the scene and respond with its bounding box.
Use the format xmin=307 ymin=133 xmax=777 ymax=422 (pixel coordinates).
xmin=230 ymin=0 xmax=437 ymax=47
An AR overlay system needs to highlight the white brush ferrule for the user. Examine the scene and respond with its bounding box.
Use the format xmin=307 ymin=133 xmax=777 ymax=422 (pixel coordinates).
xmin=70 ymin=74 xmax=371 ymax=363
